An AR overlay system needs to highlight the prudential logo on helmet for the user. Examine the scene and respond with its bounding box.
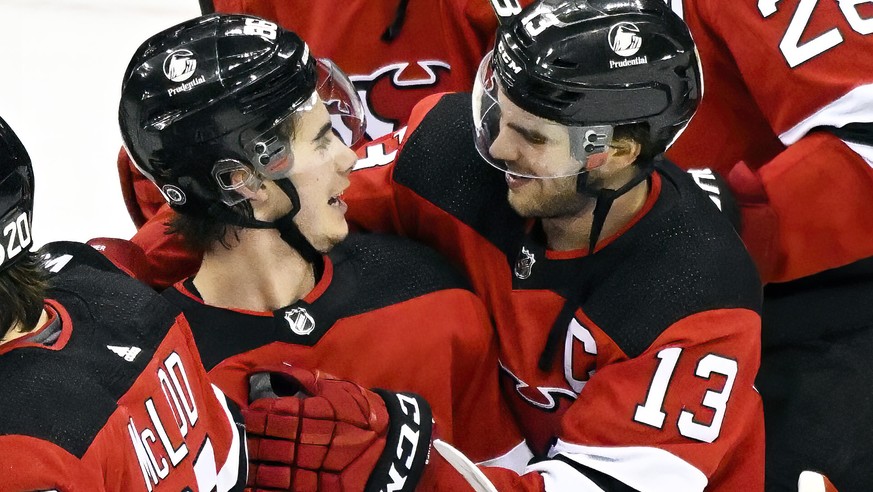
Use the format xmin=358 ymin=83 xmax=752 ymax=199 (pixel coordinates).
xmin=163 ymin=50 xmax=197 ymax=83
xmin=608 ymin=22 xmax=643 ymax=57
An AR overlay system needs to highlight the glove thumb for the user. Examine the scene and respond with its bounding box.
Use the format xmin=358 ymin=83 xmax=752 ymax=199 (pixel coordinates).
xmin=248 ymin=363 xmax=320 ymax=403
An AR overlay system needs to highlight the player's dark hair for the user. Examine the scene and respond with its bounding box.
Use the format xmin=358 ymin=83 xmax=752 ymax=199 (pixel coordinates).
xmin=165 ymin=115 xmax=299 ymax=253
xmin=166 ymin=201 xmax=253 ymax=253
xmin=0 ymin=251 xmax=47 ymax=335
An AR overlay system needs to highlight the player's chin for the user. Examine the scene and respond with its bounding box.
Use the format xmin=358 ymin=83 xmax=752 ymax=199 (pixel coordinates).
xmin=507 ymin=189 xmax=538 ymax=218
xmin=317 ymin=220 xmax=349 ymax=253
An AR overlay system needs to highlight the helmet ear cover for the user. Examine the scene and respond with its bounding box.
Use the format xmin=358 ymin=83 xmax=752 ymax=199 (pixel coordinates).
xmin=0 ymin=116 xmax=35 ymax=271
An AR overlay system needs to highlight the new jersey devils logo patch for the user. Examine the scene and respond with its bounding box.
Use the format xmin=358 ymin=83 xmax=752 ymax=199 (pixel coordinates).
xmin=499 ymin=360 xmax=576 ymax=411
xmin=350 ymin=61 xmax=451 ymax=140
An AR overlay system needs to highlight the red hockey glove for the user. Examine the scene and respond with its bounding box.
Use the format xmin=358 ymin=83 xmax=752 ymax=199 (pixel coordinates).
xmin=242 ymin=364 xmax=433 ymax=492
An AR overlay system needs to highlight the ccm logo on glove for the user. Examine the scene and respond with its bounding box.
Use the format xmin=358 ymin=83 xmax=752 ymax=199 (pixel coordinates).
xmin=368 ymin=389 xmax=433 ymax=492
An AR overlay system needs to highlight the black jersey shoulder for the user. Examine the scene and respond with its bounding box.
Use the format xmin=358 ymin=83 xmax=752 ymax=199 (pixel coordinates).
xmin=393 ymin=92 xmax=525 ymax=257
xmin=169 ymin=233 xmax=474 ymax=371
xmin=329 ymin=232 xmax=473 ymax=309
xmin=580 ymin=161 xmax=762 ymax=357
xmin=394 ymin=95 xmax=761 ymax=357
xmin=0 ymin=241 xmax=180 ymax=457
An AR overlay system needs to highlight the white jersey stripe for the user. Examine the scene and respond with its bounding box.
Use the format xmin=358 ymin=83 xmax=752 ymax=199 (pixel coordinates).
xmin=477 ymin=440 xmax=535 ymax=474
xmin=843 ymin=140 xmax=873 ymax=169
xmin=779 ymin=83 xmax=873 ymax=143
xmin=212 ymin=384 xmax=247 ymax=489
xmin=527 ymin=458 xmax=605 ymax=492
xmin=530 ymin=439 xmax=708 ymax=492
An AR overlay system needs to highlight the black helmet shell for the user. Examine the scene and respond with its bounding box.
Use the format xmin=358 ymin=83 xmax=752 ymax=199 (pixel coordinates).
xmin=0 ymin=116 xmax=35 ymax=270
xmin=119 ymin=14 xmax=317 ymax=218
xmin=493 ymin=0 xmax=702 ymax=152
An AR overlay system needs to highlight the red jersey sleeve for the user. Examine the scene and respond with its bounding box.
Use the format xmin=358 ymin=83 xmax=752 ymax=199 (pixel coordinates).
xmin=130 ymin=204 xmax=202 ymax=290
xmin=728 ymin=133 xmax=873 ymax=283
xmin=537 ymin=308 xmax=763 ymax=489
xmin=0 ymin=435 xmax=111 ymax=491
xmin=347 ymin=94 xmax=448 ymax=234
xmin=437 ymin=308 xmax=763 ymax=491
xmin=667 ymin=0 xmax=873 ymax=282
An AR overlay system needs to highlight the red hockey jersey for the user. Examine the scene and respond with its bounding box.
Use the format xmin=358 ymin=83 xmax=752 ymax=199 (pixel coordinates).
xmin=665 ymin=0 xmax=873 ymax=283
xmin=0 ymin=242 xmax=246 ymax=491
xmin=345 ymin=93 xmax=765 ymax=490
xmin=155 ymin=233 xmax=529 ymax=469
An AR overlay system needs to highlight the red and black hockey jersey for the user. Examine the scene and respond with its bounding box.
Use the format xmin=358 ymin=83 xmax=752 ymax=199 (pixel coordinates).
xmin=161 ymin=233 xmax=529 ymax=469
xmin=345 ymin=93 xmax=765 ymax=490
xmin=0 ymin=242 xmax=246 ymax=492
xmin=665 ymin=0 xmax=873 ymax=284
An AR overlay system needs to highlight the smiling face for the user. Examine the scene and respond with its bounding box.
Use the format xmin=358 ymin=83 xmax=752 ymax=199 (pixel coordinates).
xmin=488 ymin=90 xmax=590 ymax=218
xmin=260 ymin=96 xmax=358 ymax=253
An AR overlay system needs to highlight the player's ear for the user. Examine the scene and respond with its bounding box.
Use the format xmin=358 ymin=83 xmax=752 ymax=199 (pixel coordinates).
xmin=231 ymin=167 xmax=267 ymax=201
xmin=607 ymin=137 xmax=641 ymax=166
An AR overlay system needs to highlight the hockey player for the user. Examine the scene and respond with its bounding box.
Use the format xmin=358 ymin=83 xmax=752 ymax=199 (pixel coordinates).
xmin=664 ymin=1 xmax=873 ymax=490
xmin=116 ymin=0 xmax=532 ymax=229
xmin=0 ymin=115 xmax=247 ymax=490
xmin=117 ymin=13 xmax=528 ymax=489
xmin=344 ymin=0 xmax=765 ymax=489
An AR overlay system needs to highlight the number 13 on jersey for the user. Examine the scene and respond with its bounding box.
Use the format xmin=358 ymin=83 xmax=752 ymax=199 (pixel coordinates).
xmin=634 ymin=347 xmax=738 ymax=443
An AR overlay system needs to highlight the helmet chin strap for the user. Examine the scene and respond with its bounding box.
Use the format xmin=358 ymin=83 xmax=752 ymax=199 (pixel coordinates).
xmin=577 ymin=158 xmax=655 ymax=253
xmin=272 ymin=178 xmax=324 ymax=276
xmin=208 ymin=177 xmax=324 ymax=277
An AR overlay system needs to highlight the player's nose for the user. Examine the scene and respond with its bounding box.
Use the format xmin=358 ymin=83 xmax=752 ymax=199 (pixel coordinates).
xmin=489 ymin=130 xmax=518 ymax=163
xmin=337 ymin=143 xmax=356 ymax=176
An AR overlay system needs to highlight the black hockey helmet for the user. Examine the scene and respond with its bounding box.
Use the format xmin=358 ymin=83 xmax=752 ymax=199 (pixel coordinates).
xmin=473 ymin=0 xmax=702 ymax=176
xmin=119 ymin=13 xmax=365 ymax=225
xmin=0 ymin=116 xmax=35 ymax=271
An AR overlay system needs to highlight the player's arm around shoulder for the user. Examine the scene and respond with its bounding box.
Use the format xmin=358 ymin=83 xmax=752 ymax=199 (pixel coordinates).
xmin=432 ymin=286 xmax=531 ymax=470
xmin=727 ymin=132 xmax=873 ymax=283
xmin=86 ymin=203 xmax=200 ymax=291
xmin=346 ymin=93 xmax=455 ymax=234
